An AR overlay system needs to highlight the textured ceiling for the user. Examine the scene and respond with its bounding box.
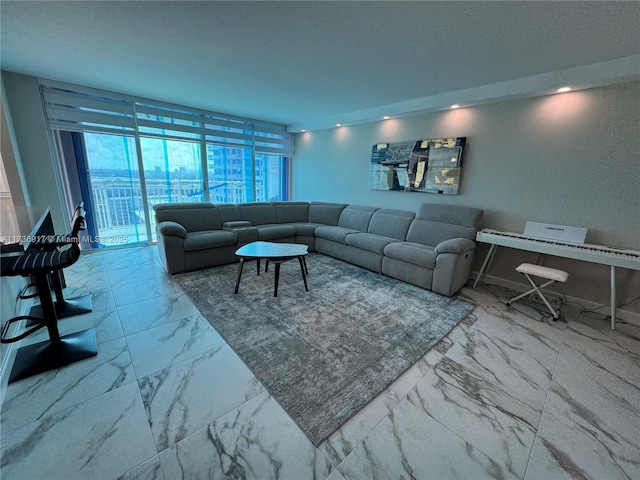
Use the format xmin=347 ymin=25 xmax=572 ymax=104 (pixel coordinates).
xmin=1 ymin=1 xmax=639 ymax=130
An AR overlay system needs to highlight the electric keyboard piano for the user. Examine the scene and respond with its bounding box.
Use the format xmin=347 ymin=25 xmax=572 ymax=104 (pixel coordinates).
xmin=473 ymin=228 xmax=640 ymax=330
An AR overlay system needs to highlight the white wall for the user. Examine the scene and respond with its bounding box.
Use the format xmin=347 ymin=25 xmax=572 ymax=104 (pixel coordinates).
xmin=293 ymin=82 xmax=640 ymax=314
xmin=2 ymin=71 xmax=67 ymax=232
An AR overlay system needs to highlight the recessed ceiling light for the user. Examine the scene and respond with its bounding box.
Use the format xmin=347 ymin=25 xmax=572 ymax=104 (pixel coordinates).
xmin=557 ymin=87 xmax=572 ymax=93
xmin=451 ymin=104 xmax=460 ymax=109
xmin=301 ymin=129 xmax=306 ymax=132
xmin=336 ymin=123 xmax=342 ymax=127
xmin=383 ymin=116 xmax=390 ymax=120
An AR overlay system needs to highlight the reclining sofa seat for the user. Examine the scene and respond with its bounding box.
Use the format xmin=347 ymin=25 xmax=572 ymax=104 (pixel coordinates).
xmin=382 ymin=203 xmax=482 ymax=296
xmin=154 ymin=202 xmax=237 ymax=274
xmin=316 ymin=206 xmax=416 ymax=273
xmin=315 ymin=205 xmax=380 ymax=267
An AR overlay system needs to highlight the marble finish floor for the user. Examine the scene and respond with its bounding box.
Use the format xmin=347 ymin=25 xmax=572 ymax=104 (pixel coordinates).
xmin=1 ymin=246 xmax=638 ymax=480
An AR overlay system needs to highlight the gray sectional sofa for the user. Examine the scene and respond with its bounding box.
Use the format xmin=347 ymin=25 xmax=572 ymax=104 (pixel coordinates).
xmin=153 ymin=201 xmax=483 ymax=296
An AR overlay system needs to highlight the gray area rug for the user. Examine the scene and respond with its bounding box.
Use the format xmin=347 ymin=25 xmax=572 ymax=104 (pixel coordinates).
xmin=174 ymin=253 xmax=476 ymax=446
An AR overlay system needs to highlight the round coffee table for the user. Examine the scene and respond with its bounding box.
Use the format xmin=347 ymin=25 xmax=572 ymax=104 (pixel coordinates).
xmin=234 ymin=241 xmax=309 ymax=297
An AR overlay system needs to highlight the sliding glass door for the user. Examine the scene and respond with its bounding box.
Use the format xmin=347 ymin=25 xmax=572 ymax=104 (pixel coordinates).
xmin=140 ymin=137 xmax=203 ymax=240
xmin=73 ymin=132 xmax=147 ymax=247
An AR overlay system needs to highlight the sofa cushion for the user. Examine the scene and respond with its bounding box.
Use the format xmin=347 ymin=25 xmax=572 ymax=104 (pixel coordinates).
xmin=415 ymin=203 xmax=483 ymax=228
xmin=407 ymin=220 xmax=476 ymax=247
xmin=338 ymin=205 xmax=379 ymax=231
xmin=183 ymin=230 xmax=237 ymax=252
xmin=290 ymin=222 xmax=323 ymax=236
xmin=257 ymin=224 xmax=297 ymax=241
xmin=154 ymin=202 xmax=222 ymax=232
xmin=216 ymin=204 xmax=242 ymax=224
xmin=229 ymin=227 xmax=258 ymax=245
xmin=407 ymin=203 xmax=483 ymax=246
xmin=272 ymin=202 xmax=310 ymax=224
xmin=368 ymin=209 xmax=415 ymax=240
xmin=315 ymin=226 xmax=360 ymax=243
xmin=345 ymin=233 xmax=399 ymax=254
xmin=238 ymin=203 xmax=278 ymax=226
xmin=383 ymin=241 xmax=437 ymax=269
xmin=309 ymin=202 xmax=348 ymax=225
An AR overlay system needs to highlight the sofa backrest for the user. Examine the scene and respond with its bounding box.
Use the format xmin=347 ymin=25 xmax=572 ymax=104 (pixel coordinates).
xmin=272 ymin=202 xmax=310 ymax=224
xmin=338 ymin=205 xmax=379 ymax=231
xmin=308 ymin=202 xmax=348 ymax=226
xmin=153 ymin=202 xmax=221 ymax=232
xmin=216 ymin=204 xmax=242 ymax=224
xmin=238 ymin=202 xmax=278 ymax=226
xmin=368 ymin=208 xmax=415 ymax=240
xmin=407 ymin=203 xmax=483 ymax=246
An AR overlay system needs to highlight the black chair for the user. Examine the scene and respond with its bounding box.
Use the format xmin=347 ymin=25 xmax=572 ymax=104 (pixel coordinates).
xmin=27 ymin=202 xmax=93 ymax=319
xmin=0 ymin=209 xmax=98 ymax=383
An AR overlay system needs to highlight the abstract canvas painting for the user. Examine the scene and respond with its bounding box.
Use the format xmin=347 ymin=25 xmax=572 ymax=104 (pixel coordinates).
xmin=369 ymin=137 xmax=466 ymax=195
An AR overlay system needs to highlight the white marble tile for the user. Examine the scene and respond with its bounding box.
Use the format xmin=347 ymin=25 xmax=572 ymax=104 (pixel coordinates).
xmin=139 ymin=344 xmax=264 ymax=452
xmin=64 ymin=268 xmax=112 ymax=291
xmin=116 ymin=456 xmax=165 ymax=480
xmin=319 ymin=388 xmax=397 ymax=468
xmin=321 ymin=343 xmax=452 ymax=466
xmin=60 ymin=285 xmax=116 ymax=313
xmin=0 ymin=382 xmax=156 ymax=480
xmin=158 ymin=391 xmax=334 ymax=480
xmin=560 ymin=314 xmax=640 ymax=366
xmin=1 ymin=337 xmax=136 ymax=434
xmin=64 ymin=251 xmax=105 ymax=278
xmin=126 ymin=314 xmax=226 ymax=378
xmin=461 ymin=284 xmax=569 ymax=342
xmin=319 ymin=348 xmax=440 ymax=467
xmin=21 ymin=308 xmax=123 ymax=347
xmin=111 ymin=275 xmax=183 ymax=307
xmin=337 ymin=395 xmax=518 ymax=480
xmin=459 ymin=283 xmax=508 ymax=309
xmin=445 ymin=312 xmax=559 ymax=412
xmin=407 ymin=356 xmax=540 ymax=478
xmin=482 ymin=298 xmax=569 ymax=345
xmin=118 ymin=292 xmax=202 ymax=336
xmin=101 ymin=246 xmax=161 ymax=271
xmin=107 ymin=259 xmax=168 ymax=285
xmin=525 ymin=345 xmax=640 ymax=480
xmin=30 ymin=284 xmax=117 ymax=317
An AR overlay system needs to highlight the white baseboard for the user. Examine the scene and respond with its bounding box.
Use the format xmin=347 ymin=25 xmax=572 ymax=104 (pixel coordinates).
xmin=473 ymin=272 xmax=640 ymax=328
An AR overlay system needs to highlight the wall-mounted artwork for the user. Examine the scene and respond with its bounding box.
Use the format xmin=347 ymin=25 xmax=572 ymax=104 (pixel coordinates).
xmin=369 ymin=137 xmax=466 ymax=195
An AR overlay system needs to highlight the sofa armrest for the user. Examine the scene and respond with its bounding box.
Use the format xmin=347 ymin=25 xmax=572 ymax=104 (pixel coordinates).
xmin=223 ymin=221 xmax=252 ymax=229
xmin=157 ymin=221 xmax=187 ymax=239
xmin=434 ymin=238 xmax=476 ymax=255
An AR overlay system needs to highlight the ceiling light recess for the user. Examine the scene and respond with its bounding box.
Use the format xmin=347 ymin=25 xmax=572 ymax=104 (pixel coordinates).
xmin=451 ymin=104 xmax=460 ymax=109
xmin=557 ymin=86 xmax=572 ymax=93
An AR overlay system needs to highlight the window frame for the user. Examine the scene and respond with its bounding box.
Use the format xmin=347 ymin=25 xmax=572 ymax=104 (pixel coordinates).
xmin=40 ymin=79 xmax=293 ymax=246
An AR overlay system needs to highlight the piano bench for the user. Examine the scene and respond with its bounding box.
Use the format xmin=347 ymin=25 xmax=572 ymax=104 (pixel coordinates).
xmin=506 ymin=263 xmax=568 ymax=320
